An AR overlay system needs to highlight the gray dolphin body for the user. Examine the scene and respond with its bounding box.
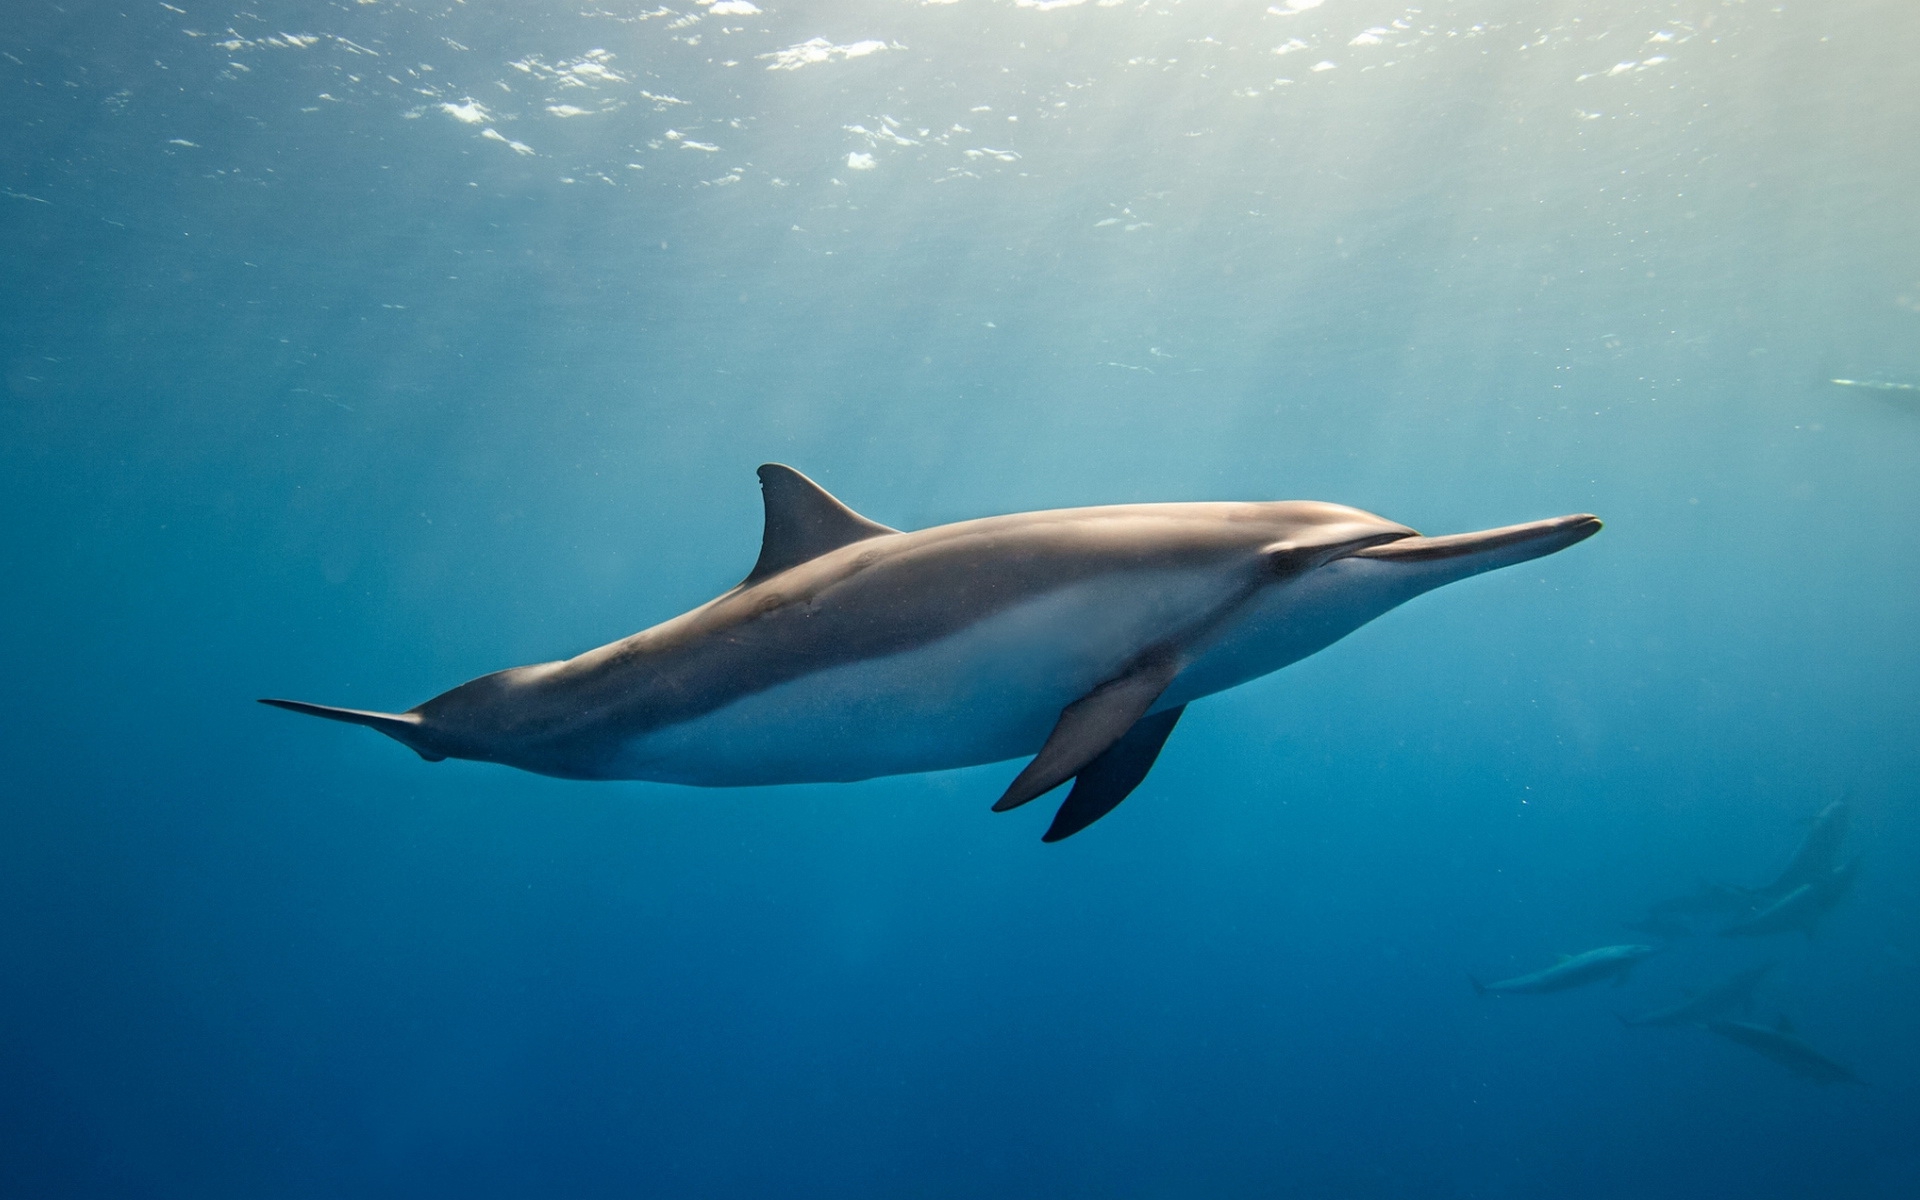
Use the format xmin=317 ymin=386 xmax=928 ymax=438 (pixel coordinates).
xmin=1618 ymin=963 xmax=1772 ymax=1028
xmin=1709 ymin=1018 xmax=1860 ymax=1084
xmin=264 ymin=465 xmax=1600 ymax=840
xmin=1752 ymin=799 xmax=1851 ymax=903
xmin=1471 ymin=944 xmax=1658 ymax=995
xmin=1629 ymin=881 xmax=1752 ymax=938
xmin=1720 ymin=860 xmax=1860 ymax=938
xmin=1631 ymin=800 xmax=1855 ymax=936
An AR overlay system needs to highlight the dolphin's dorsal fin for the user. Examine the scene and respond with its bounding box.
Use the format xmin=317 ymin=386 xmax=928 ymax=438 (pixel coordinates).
xmin=1776 ymin=1015 xmax=1796 ymax=1034
xmin=742 ymin=464 xmax=897 ymax=587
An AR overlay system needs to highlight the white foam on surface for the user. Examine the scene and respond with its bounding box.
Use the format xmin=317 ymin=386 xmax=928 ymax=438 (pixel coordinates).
xmin=845 ymin=120 xmax=919 ymax=147
xmin=481 ymin=128 xmax=535 ymax=155
xmin=440 ymin=99 xmax=490 ymax=124
xmin=760 ymin=38 xmax=893 ymax=71
xmin=570 ymin=57 xmax=625 ymax=83
xmin=1832 ymin=378 xmax=1919 ymax=391
xmin=510 ymin=49 xmax=627 ymax=88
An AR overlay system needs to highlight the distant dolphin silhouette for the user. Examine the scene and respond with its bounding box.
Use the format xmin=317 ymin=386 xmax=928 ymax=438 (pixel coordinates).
xmin=1750 ymin=798 xmax=1851 ymax=903
xmin=1720 ymin=859 xmax=1860 ymax=939
xmin=264 ymin=465 xmax=1600 ymax=840
xmin=1470 ymin=944 xmax=1657 ymax=995
xmin=1709 ymin=1017 xmax=1861 ymax=1084
xmin=1629 ymin=880 xmax=1751 ymax=937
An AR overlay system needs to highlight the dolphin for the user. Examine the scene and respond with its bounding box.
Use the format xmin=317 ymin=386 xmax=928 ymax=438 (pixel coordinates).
xmin=1617 ymin=963 xmax=1772 ymax=1028
xmin=1708 ymin=1017 xmax=1861 ymax=1084
xmin=1720 ymin=860 xmax=1860 ymax=939
xmin=1470 ymin=944 xmax=1658 ymax=996
xmin=1622 ymin=881 xmax=1752 ymax=939
xmin=1750 ymin=798 xmax=1851 ymax=903
xmin=263 ymin=464 xmax=1601 ymax=840
xmin=1641 ymin=880 xmax=1752 ymax=921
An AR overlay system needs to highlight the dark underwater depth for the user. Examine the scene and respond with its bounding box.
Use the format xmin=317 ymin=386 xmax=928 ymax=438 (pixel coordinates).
xmin=4 ymin=1 xmax=1918 ymax=1196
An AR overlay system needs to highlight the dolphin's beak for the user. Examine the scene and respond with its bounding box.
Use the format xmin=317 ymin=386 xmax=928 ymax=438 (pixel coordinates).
xmin=1347 ymin=513 xmax=1602 ymax=571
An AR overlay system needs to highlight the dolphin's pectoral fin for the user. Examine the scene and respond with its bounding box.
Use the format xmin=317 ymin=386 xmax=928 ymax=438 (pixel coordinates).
xmin=1041 ymin=704 xmax=1184 ymax=843
xmin=741 ymin=464 xmax=899 ymax=586
xmin=992 ymin=652 xmax=1182 ymax=814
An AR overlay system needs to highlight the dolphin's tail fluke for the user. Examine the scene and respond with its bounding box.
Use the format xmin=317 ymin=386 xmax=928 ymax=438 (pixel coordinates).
xmin=258 ymin=698 xmax=446 ymax=762
xmin=1469 ymin=975 xmax=1488 ymax=997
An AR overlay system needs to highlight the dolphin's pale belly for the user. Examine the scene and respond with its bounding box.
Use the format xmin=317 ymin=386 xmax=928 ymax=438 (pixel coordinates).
xmin=605 ymin=569 xmax=1247 ymax=786
xmin=1166 ymin=557 xmax=1435 ymax=707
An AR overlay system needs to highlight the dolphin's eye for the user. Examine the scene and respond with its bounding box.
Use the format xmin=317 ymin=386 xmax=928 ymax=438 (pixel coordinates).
xmin=1261 ymin=543 xmax=1311 ymax=577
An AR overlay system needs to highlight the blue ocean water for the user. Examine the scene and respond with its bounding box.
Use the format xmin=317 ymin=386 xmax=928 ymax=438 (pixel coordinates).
xmin=4 ymin=0 xmax=1918 ymax=1195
